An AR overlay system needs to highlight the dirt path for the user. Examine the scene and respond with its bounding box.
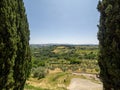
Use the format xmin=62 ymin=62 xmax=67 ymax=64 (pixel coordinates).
xmin=67 ymin=78 xmax=103 ymax=90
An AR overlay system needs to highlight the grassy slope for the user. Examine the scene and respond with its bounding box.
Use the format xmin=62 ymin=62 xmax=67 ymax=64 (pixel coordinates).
xmin=25 ymin=71 xmax=101 ymax=90
xmin=27 ymin=45 xmax=100 ymax=90
xmin=25 ymin=84 xmax=49 ymax=90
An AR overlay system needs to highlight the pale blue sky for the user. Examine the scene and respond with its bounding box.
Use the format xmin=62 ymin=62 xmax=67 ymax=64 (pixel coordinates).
xmin=23 ymin=0 xmax=99 ymax=44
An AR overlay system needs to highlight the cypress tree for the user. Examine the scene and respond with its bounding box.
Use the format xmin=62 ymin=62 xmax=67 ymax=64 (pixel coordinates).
xmin=97 ymin=0 xmax=120 ymax=89
xmin=0 ymin=0 xmax=31 ymax=90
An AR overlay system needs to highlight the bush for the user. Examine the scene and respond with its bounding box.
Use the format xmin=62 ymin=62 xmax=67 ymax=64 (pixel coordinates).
xmin=32 ymin=67 xmax=47 ymax=79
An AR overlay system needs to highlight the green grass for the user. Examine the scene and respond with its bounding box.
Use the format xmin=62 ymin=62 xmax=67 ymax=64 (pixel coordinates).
xmin=46 ymin=72 xmax=87 ymax=86
xmin=51 ymin=72 xmax=67 ymax=81
xmin=25 ymin=72 xmax=69 ymax=90
xmin=25 ymin=84 xmax=49 ymax=90
xmin=25 ymin=71 xmax=101 ymax=90
xmin=25 ymin=83 xmax=67 ymax=90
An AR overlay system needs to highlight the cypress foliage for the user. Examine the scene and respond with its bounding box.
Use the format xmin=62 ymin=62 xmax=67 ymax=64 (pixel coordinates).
xmin=97 ymin=0 xmax=120 ymax=89
xmin=0 ymin=0 xmax=31 ymax=90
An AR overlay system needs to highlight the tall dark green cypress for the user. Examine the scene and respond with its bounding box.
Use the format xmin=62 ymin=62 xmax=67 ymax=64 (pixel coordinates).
xmin=0 ymin=0 xmax=31 ymax=90
xmin=0 ymin=0 xmax=18 ymax=89
xmin=97 ymin=0 xmax=120 ymax=89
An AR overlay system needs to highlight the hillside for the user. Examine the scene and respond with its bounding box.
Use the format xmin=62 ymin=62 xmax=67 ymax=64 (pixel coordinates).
xmin=25 ymin=44 xmax=100 ymax=90
xmin=31 ymin=44 xmax=99 ymax=73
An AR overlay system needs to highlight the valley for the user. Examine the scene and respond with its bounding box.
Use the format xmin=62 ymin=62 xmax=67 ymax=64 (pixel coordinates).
xmin=25 ymin=44 xmax=101 ymax=90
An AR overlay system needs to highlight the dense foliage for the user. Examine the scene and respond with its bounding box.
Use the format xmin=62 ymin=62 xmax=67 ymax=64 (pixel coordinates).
xmin=0 ymin=0 xmax=31 ymax=90
xmin=31 ymin=45 xmax=99 ymax=79
xmin=97 ymin=0 xmax=120 ymax=89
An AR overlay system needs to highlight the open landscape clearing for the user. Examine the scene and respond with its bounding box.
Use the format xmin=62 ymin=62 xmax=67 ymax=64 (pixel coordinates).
xmin=24 ymin=45 xmax=102 ymax=90
xmin=25 ymin=71 xmax=103 ymax=90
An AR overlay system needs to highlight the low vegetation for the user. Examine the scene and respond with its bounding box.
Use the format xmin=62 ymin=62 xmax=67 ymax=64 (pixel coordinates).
xmin=26 ymin=71 xmax=101 ymax=90
xmin=25 ymin=44 xmax=100 ymax=90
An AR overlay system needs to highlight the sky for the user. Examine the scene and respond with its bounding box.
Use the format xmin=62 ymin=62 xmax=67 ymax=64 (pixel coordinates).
xmin=23 ymin=0 xmax=100 ymax=44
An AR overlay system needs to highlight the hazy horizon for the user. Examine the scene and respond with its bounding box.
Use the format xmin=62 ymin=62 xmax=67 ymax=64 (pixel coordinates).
xmin=24 ymin=0 xmax=99 ymax=44
xmin=30 ymin=43 xmax=98 ymax=45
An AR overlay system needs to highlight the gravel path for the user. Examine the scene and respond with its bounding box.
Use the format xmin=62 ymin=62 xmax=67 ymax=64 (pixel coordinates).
xmin=67 ymin=78 xmax=103 ymax=90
